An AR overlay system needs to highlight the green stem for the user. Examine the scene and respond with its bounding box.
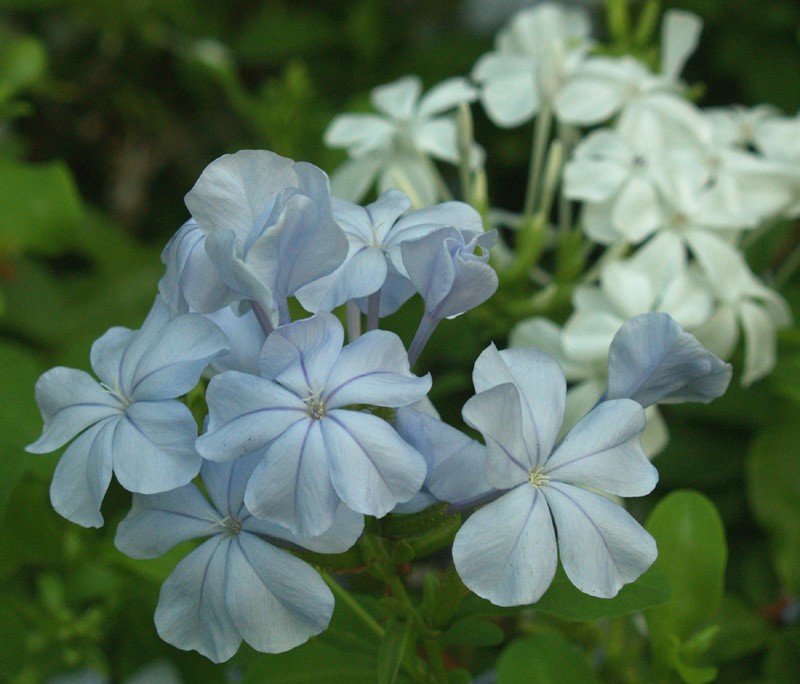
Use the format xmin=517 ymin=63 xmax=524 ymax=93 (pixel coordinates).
xmin=422 ymin=630 xmax=450 ymax=684
xmin=320 ymin=570 xmax=385 ymax=640
xmin=523 ymin=104 xmax=553 ymax=217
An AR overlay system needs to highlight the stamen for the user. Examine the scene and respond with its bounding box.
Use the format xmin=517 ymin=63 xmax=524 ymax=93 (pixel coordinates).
xmin=528 ymin=468 xmax=550 ymax=488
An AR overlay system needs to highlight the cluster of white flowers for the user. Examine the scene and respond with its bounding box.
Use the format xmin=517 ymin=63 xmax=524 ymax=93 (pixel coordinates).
xmin=325 ymin=2 xmax=797 ymax=456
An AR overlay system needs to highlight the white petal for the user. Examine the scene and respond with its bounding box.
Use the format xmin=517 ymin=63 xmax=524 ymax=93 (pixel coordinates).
xmin=330 ymin=154 xmax=385 ymax=203
xmin=452 ymin=485 xmax=557 ymax=606
xmin=740 ymin=300 xmax=778 ymax=386
xmin=543 ymin=482 xmax=657 ymax=598
xmin=371 ymin=76 xmax=421 ymax=119
xmin=155 ymin=536 xmax=240 ymax=663
xmin=544 ymin=399 xmax=656 ymax=496
xmin=660 ymin=9 xmax=702 ymax=80
xmin=417 ymin=77 xmax=477 ymax=118
xmin=226 ymin=534 xmax=333 ymax=653
xmin=323 ymin=114 xmax=395 ymax=154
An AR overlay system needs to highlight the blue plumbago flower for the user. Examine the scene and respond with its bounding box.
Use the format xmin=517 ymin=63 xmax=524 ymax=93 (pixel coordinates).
xmin=115 ymin=454 xmax=363 ymax=663
xmin=297 ymin=190 xmax=488 ymax=319
xmin=452 ymin=344 xmax=658 ymax=606
xmin=402 ymin=225 xmax=499 ymax=364
xmin=26 ymin=297 xmax=229 ymax=528
xmin=184 ymin=150 xmax=348 ymax=329
xmin=607 ymin=312 xmax=733 ymax=407
xmin=196 ymin=312 xmax=431 ymax=537
xmin=158 ymin=219 xmax=233 ymax=315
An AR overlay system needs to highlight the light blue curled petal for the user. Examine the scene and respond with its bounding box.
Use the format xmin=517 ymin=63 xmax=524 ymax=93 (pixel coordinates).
xmin=544 ymin=399 xmax=656 ymax=497
xmin=198 ymin=370 xmax=306 ymax=462
xmin=226 ymin=533 xmax=334 ymax=654
xmin=452 ymin=485 xmax=558 ymax=607
xmin=258 ymin=313 xmax=344 ymax=395
xmin=201 ymin=451 xmax=264 ymax=519
xmin=111 ymin=399 xmax=201 ymax=494
xmin=471 ymin=345 xmax=567 ymax=468
xmin=543 ymin=482 xmax=658 ymax=598
xmin=128 ymin=313 xmax=229 ymax=401
xmin=295 ymin=243 xmax=387 ymax=313
xmin=49 ymin=416 xmax=116 ymax=528
xmin=204 ymin=307 xmax=265 ymax=377
xmin=154 ymin=536 xmax=241 ymax=663
xmin=114 ymin=483 xmax=221 ymax=559
xmin=89 ymin=326 xmax=135 ymax=388
xmin=352 ymin=262 xmax=417 ymax=317
xmin=427 ymin=249 xmax=498 ymax=320
xmin=322 ymin=410 xmax=427 ymax=518
xmin=401 ymin=227 xmax=458 ymax=310
xmin=184 ymin=150 xmax=299 ymax=246
xmin=26 ymin=367 xmax=122 ymax=454
xmin=243 ymin=419 xmax=339 ymax=538
xmin=324 ymin=330 xmax=432 ymax=409
xmin=244 ymin=501 xmax=364 ymax=554
xmin=395 ymin=407 xmax=493 ymax=503
xmin=462 ymin=383 xmax=531 ymax=490
xmin=607 ymin=312 xmax=732 ymax=407
xmin=159 ymin=219 xmax=234 ymax=314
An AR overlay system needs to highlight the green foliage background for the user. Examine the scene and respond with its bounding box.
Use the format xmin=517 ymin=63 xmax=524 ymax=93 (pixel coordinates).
xmin=1 ymin=1 xmax=800 ymax=682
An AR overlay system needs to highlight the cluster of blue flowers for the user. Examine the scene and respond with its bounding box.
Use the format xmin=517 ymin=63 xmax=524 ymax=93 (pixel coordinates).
xmin=28 ymin=150 xmax=732 ymax=662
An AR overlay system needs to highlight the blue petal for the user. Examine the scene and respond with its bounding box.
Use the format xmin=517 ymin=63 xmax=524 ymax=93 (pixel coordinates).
xmin=607 ymin=312 xmax=732 ymax=407
xmin=395 ymin=407 xmax=493 ymax=504
xmin=324 ymin=330 xmax=432 ymax=409
xmin=49 ymin=417 xmax=116 ymax=528
xmin=543 ymin=482 xmax=658 ymax=598
xmin=461 ymin=384 xmax=530 ymax=490
xmin=204 ymin=307 xmax=266 ymax=377
xmin=201 ymin=451 xmax=264 ymax=519
xmin=127 ymin=313 xmax=229 ymax=401
xmin=452 ymin=485 xmax=557 ymax=606
xmin=243 ymin=419 xmax=339 ymax=538
xmin=89 ymin=326 xmax=135 ymax=388
xmin=154 ymin=536 xmax=241 ymax=663
xmin=26 ymin=367 xmax=122 ymax=454
xmin=323 ymin=410 xmax=427 ymax=518
xmin=226 ymin=533 xmax=334 ymax=653
xmin=258 ymin=313 xmax=344 ymax=396
xmin=198 ymin=371 xmax=306 ymax=462
xmin=243 ymin=501 xmax=364 ymax=554
xmin=115 ymin=483 xmax=221 ymax=559
xmin=544 ymin=399 xmax=656 ymax=497
xmin=111 ymin=400 xmax=201 ymax=494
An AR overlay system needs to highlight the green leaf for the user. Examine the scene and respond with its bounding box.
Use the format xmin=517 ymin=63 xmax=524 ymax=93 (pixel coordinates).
xmin=645 ymin=491 xmax=727 ymax=684
xmin=442 ymin=617 xmax=504 ymax=647
xmin=0 ymin=160 xmax=83 ymax=255
xmin=705 ymin=595 xmax=770 ymax=664
xmin=764 ymin=627 xmax=800 ymax=684
xmin=646 ymin=490 xmax=728 ymax=639
xmin=377 ymin=618 xmax=414 ymax=684
xmin=496 ymin=632 xmax=602 ymax=684
xmin=748 ymin=413 xmax=800 ymax=593
xmin=534 ymin=562 xmax=670 ymax=621
xmin=0 ymin=36 xmax=47 ymax=100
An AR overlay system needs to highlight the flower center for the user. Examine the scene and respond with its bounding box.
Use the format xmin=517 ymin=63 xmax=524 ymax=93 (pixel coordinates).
xmin=217 ymin=516 xmax=242 ymax=536
xmin=528 ymin=468 xmax=550 ymax=488
xmin=99 ymin=382 xmax=132 ymax=409
xmin=303 ymin=384 xmax=327 ymax=420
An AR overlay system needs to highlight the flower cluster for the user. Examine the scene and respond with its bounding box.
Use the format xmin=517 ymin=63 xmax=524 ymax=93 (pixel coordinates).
xmin=28 ymin=3 xmax=759 ymax=669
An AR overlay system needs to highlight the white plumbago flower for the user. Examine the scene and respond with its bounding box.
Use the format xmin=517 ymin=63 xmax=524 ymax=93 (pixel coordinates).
xmin=706 ymin=104 xmax=782 ymax=149
xmin=324 ymin=75 xmax=479 ymax=206
xmin=689 ymin=232 xmax=791 ymax=385
xmin=196 ymin=312 xmax=430 ymax=538
xmin=556 ymin=10 xmax=704 ymax=150
xmin=115 ymin=454 xmax=363 ymax=663
xmin=26 ymin=296 xmax=229 ymax=528
xmin=471 ymin=1 xmax=592 ymax=127
xmin=753 ymin=108 xmax=800 ymax=162
xmin=452 ymin=344 xmax=658 ymax=606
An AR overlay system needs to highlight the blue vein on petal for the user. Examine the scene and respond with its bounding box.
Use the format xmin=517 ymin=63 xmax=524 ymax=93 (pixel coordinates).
xmin=326 ymin=413 xmax=392 ymax=489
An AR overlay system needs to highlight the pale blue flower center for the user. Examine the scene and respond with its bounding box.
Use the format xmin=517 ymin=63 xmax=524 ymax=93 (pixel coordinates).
xmin=303 ymin=385 xmax=327 ymax=420
xmin=216 ymin=515 xmax=242 ymax=537
xmin=100 ymin=382 xmax=132 ymax=409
